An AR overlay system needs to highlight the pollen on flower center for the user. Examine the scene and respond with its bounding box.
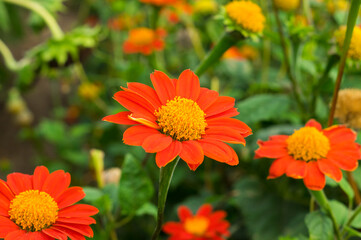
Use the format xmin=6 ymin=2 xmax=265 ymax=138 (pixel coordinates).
xmin=286 ymin=127 xmax=330 ymax=162
xmin=9 ymin=190 xmax=59 ymax=232
xmin=128 ymin=28 xmax=155 ymax=46
xmin=155 ymin=96 xmax=207 ymax=141
xmin=184 ymin=216 xmax=209 ymax=236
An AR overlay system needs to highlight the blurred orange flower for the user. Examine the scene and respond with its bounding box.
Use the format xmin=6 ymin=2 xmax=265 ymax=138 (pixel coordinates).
xmin=103 ymin=69 xmax=252 ymax=170
xmin=140 ymin=0 xmax=179 ymax=6
xmin=163 ymin=204 xmax=230 ymax=239
xmin=123 ymin=27 xmax=166 ymax=55
xmin=255 ymin=119 xmax=361 ymax=190
xmin=0 ymin=166 xmax=98 ymax=239
xmin=223 ymin=45 xmax=258 ymax=61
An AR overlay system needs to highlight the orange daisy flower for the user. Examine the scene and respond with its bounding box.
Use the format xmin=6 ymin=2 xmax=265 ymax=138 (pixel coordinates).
xmin=0 ymin=166 xmax=98 ymax=239
xmin=140 ymin=0 xmax=179 ymax=6
xmin=103 ymin=69 xmax=252 ymax=170
xmin=123 ymin=27 xmax=166 ymax=55
xmin=162 ymin=204 xmax=230 ymax=240
xmin=255 ymin=119 xmax=361 ymax=190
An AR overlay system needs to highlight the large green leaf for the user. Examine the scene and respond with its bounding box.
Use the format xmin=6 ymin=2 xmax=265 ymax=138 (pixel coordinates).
xmin=305 ymin=210 xmax=333 ymax=240
xmin=235 ymin=94 xmax=291 ymax=124
xmin=118 ymin=154 xmax=154 ymax=215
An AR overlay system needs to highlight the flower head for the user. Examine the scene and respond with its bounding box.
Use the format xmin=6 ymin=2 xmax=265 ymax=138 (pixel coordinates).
xmin=274 ymin=0 xmax=300 ymax=11
xmin=335 ymin=88 xmax=361 ymax=129
xmin=0 ymin=166 xmax=98 ymax=239
xmin=103 ymin=69 xmax=252 ymax=170
xmin=255 ymin=119 xmax=361 ymax=190
xmin=140 ymin=0 xmax=179 ymax=6
xmin=123 ymin=27 xmax=166 ymax=55
xmin=224 ymin=1 xmax=265 ymax=34
xmin=327 ymin=0 xmax=348 ymax=14
xmin=335 ymin=26 xmax=361 ymax=60
xmin=163 ymin=204 xmax=230 ymax=239
xmin=193 ymin=0 xmax=218 ymax=14
xmin=223 ymin=45 xmax=258 ymax=61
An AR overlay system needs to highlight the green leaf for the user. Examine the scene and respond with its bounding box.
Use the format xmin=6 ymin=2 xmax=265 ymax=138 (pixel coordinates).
xmin=329 ymin=200 xmax=348 ymax=226
xmin=83 ymin=187 xmax=104 ymax=202
xmin=118 ymin=154 xmax=154 ymax=215
xmin=338 ymin=177 xmax=354 ymax=202
xmin=235 ymin=94 xmax=291 ymax=124
xmin=61 ymin=150 xmax=88 ymax=166
xmin=135 ymin=202 xmax=157 ymax=218
xmin=37 ymin=119 xmax=66 ymax=144
xmin=305 ymin=210 xmax=333 ymax=240
xmin=0 ymin=1 xmax=10 ymax=32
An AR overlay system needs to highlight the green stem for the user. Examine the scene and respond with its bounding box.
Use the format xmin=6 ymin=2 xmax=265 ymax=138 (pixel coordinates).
xmin=2 ymin=0 xmax=64 ymax=40
xmin=345 ymin=203 xmax=361 ymax=229
xmin=151 ymin=157 xmax=180 ymax=240
xmin=195 ymin=31 xmax=244 ymax=77
xmin=272 ymin=0 xmax=305 ymax=114
xmin=0 ymin=38 xmax=30 ymax=70
xmin=310 ymin=190 xmax=342 ymax=240
xmin=328 ymin=0 xmax=361 ymax=126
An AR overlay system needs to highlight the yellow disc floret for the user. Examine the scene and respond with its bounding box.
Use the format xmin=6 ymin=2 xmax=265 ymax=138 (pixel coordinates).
xmin=335 ymin=26 xmax=361 ymax=60
xmin=155 ymin=96 xmax=207 ymax=141
xmin=184 ymin=216 xmax=209 ymax=236
xmin=286 ymin=127 xmax=330 ymax=162
xmin=225 ymin=1 xmax=265 ymax=33
xmin=128 ymin=28 xmax=156 ymax=46
xmin=274 ymin=0 xmax=300 ymax=11
xmin=9 ymin=190 xmax=59 ymax=232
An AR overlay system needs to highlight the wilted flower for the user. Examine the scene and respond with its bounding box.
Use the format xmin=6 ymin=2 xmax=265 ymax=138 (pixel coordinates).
xmin=335 ymin=88 xmax=361 ymax=129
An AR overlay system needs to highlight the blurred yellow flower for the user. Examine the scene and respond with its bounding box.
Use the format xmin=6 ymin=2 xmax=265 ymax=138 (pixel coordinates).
xmin=335 ymin=26 xmax=361 ymax=60
xmin=193 ymin=0 xmax=217 ymax=14
xmin=335 ymin=88 xmax=361 ymax=129
xmin=78 ymin=82 xmax=101 ymax=100
xmin=274 ymin=0 xmax=300 ymax=11
xmin=225 ymin=1 xmax=265 ymax=33
xmin=327 ymin=0 xmax=348 ymax=14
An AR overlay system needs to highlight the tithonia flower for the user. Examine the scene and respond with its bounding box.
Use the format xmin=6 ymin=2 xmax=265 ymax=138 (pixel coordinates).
xmin=335 ymin=26 xmax=361 ymax=60
xmin=223 ymin=45 xmax=258 ymax=61
xmin=123 ymin=27 xmax=166 ymax=55
xmin=327 ymin=0 xmax=348 ymax=14
xmin=140 ymin=0 xmax=179 ymax=6
xmin=103 ymin=69 xmax=252 ymax=170
xmin=0 ymin=166 xmax=98 ymax=239
xmin=163 ymin=204 xmax=230 ymax=239
xmin=274 ymin=0 xmax=300 ymax=11
xmin=224 ymin=1 xmax=265 ymax=33
xmin=193 ymin=0 xmax=218 ymax=14
xmin=255 ymin=119 xmax=361 ymax=190
xmin=335 ymin=88 xmax=361 ymax=129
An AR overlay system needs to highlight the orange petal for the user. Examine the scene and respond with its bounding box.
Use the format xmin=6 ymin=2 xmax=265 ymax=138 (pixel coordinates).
xmin=286 ymin=160 xmax=307 ymax=179
xmin=150 ymin=71 xmax=176 ymax=105
xmin=156 ymin=141 xmax=182 ymax=168
xmin=53 ymin=223 xmax=93 ymax=238
xmin=187 ymin=163 xmax=202 ymax=171
xmin=4 ymin=230 xmax=28 ymax=240
xmin=33 ymin=166 xmax=49 ymax=191
xmin=126 ymin=82 xmax=162 ymax=109
xmin=42 ymin=171 xmax=70 ymax=199
xmin=205 ymin=107 xmax=239 ymax=120
xmin=206 ymin=118 xmax=252 ymax=135
xmin=128 ymin=114 xmax=159 ymax=129
xmin=56 ymin=187 xmax=86 ymax=209
xmin=197 ymin=88 xmax=219 ymax=110
xmin=327 ymin=149 xmax=359 ymax=171
xmin=51 ymin=226 xmax=86 ymax=240
xmin=303 ymin=161 xmax=326 ymax=191
xmin=42 ymin=228 xmax=67 ymax=240
xmin=176 ymin=69 xmax=200 ymax=100
xmin=204 ymin=96 xmax=235 ymax=117
xmin=123 ymin=125 xmax=160 ymax=146
xmin=0 ymin=193 xmax=10 ymax=217
xmin=267 ymin=156 xmax=294 ymax=179
xmin=204 ymin=127 xmax=246 ymax=145
xmin=0 ymin=216 xmax=19 ymax=238
xmin=197 ymin=204 xmax=212 ymax=216
xmin=58 ymin=204 xmax=99 ymax=218
xmin=142 ymin=133 xmax=173 ymax=153
xmin=56 ymin=216 xmax=95 ymax=225
xmin=198 ymin=139 xmax=234 ymax=163
xmin=305 ymin=119 xmax=322 ymax=130
xmin=162 ymin=222 xmax=186 ymax=234
xmin=113 ymin=91 xmax=156 ymax=122
xmin=7 ymin=173 xmax=32 ymax=195
xmin=102 ymin=111 xmax=138 ymax=125
xmin=0 ymin=179 xmax=14 ymax=200
xmin=178 ymin=205 xmax=192 ymax=222
xmin=323 ymin=126 xmax=357 ymax=144
xmin=179 ymin=140 xmax=204 ymax=165
xmin=318 ymin=158 xmax=342 ymax=182
xmin=255 ymin=140 xmax=288 ymax=159
xmin=224 ymin=144 xmax=239 ymax=166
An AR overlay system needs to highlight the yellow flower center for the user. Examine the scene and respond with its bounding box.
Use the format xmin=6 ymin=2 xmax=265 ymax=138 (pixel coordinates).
xmin=286 ymin=127 xmax=330 ymax=162
xmin=129 ymin=28 xmax=155 ymax=46
xmin=225 ymin=1 xmax=265 ymax=33
xmin=9 ymin=190 xmax=59 ymax=232
xmin=184 ymin=216 xmax=209 ymax=236
xmin=155 ymin=96 xmax=207 ymax=141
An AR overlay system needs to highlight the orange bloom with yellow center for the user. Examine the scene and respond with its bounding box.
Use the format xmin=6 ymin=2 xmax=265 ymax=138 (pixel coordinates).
xmin=123 ymin=28 xmax=166 ymax=55
xmin=103 ymin=69 xmax=252 ymax=170
xmin=163 ymin=204 xmax=230 ymax=239
xmin=140 ymin=0 xmax=179 ymax=6
xmin=0 ymin=166 xmax=98 ymax=239
xmin=255 ymin=119 xmax=361 ymax=190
